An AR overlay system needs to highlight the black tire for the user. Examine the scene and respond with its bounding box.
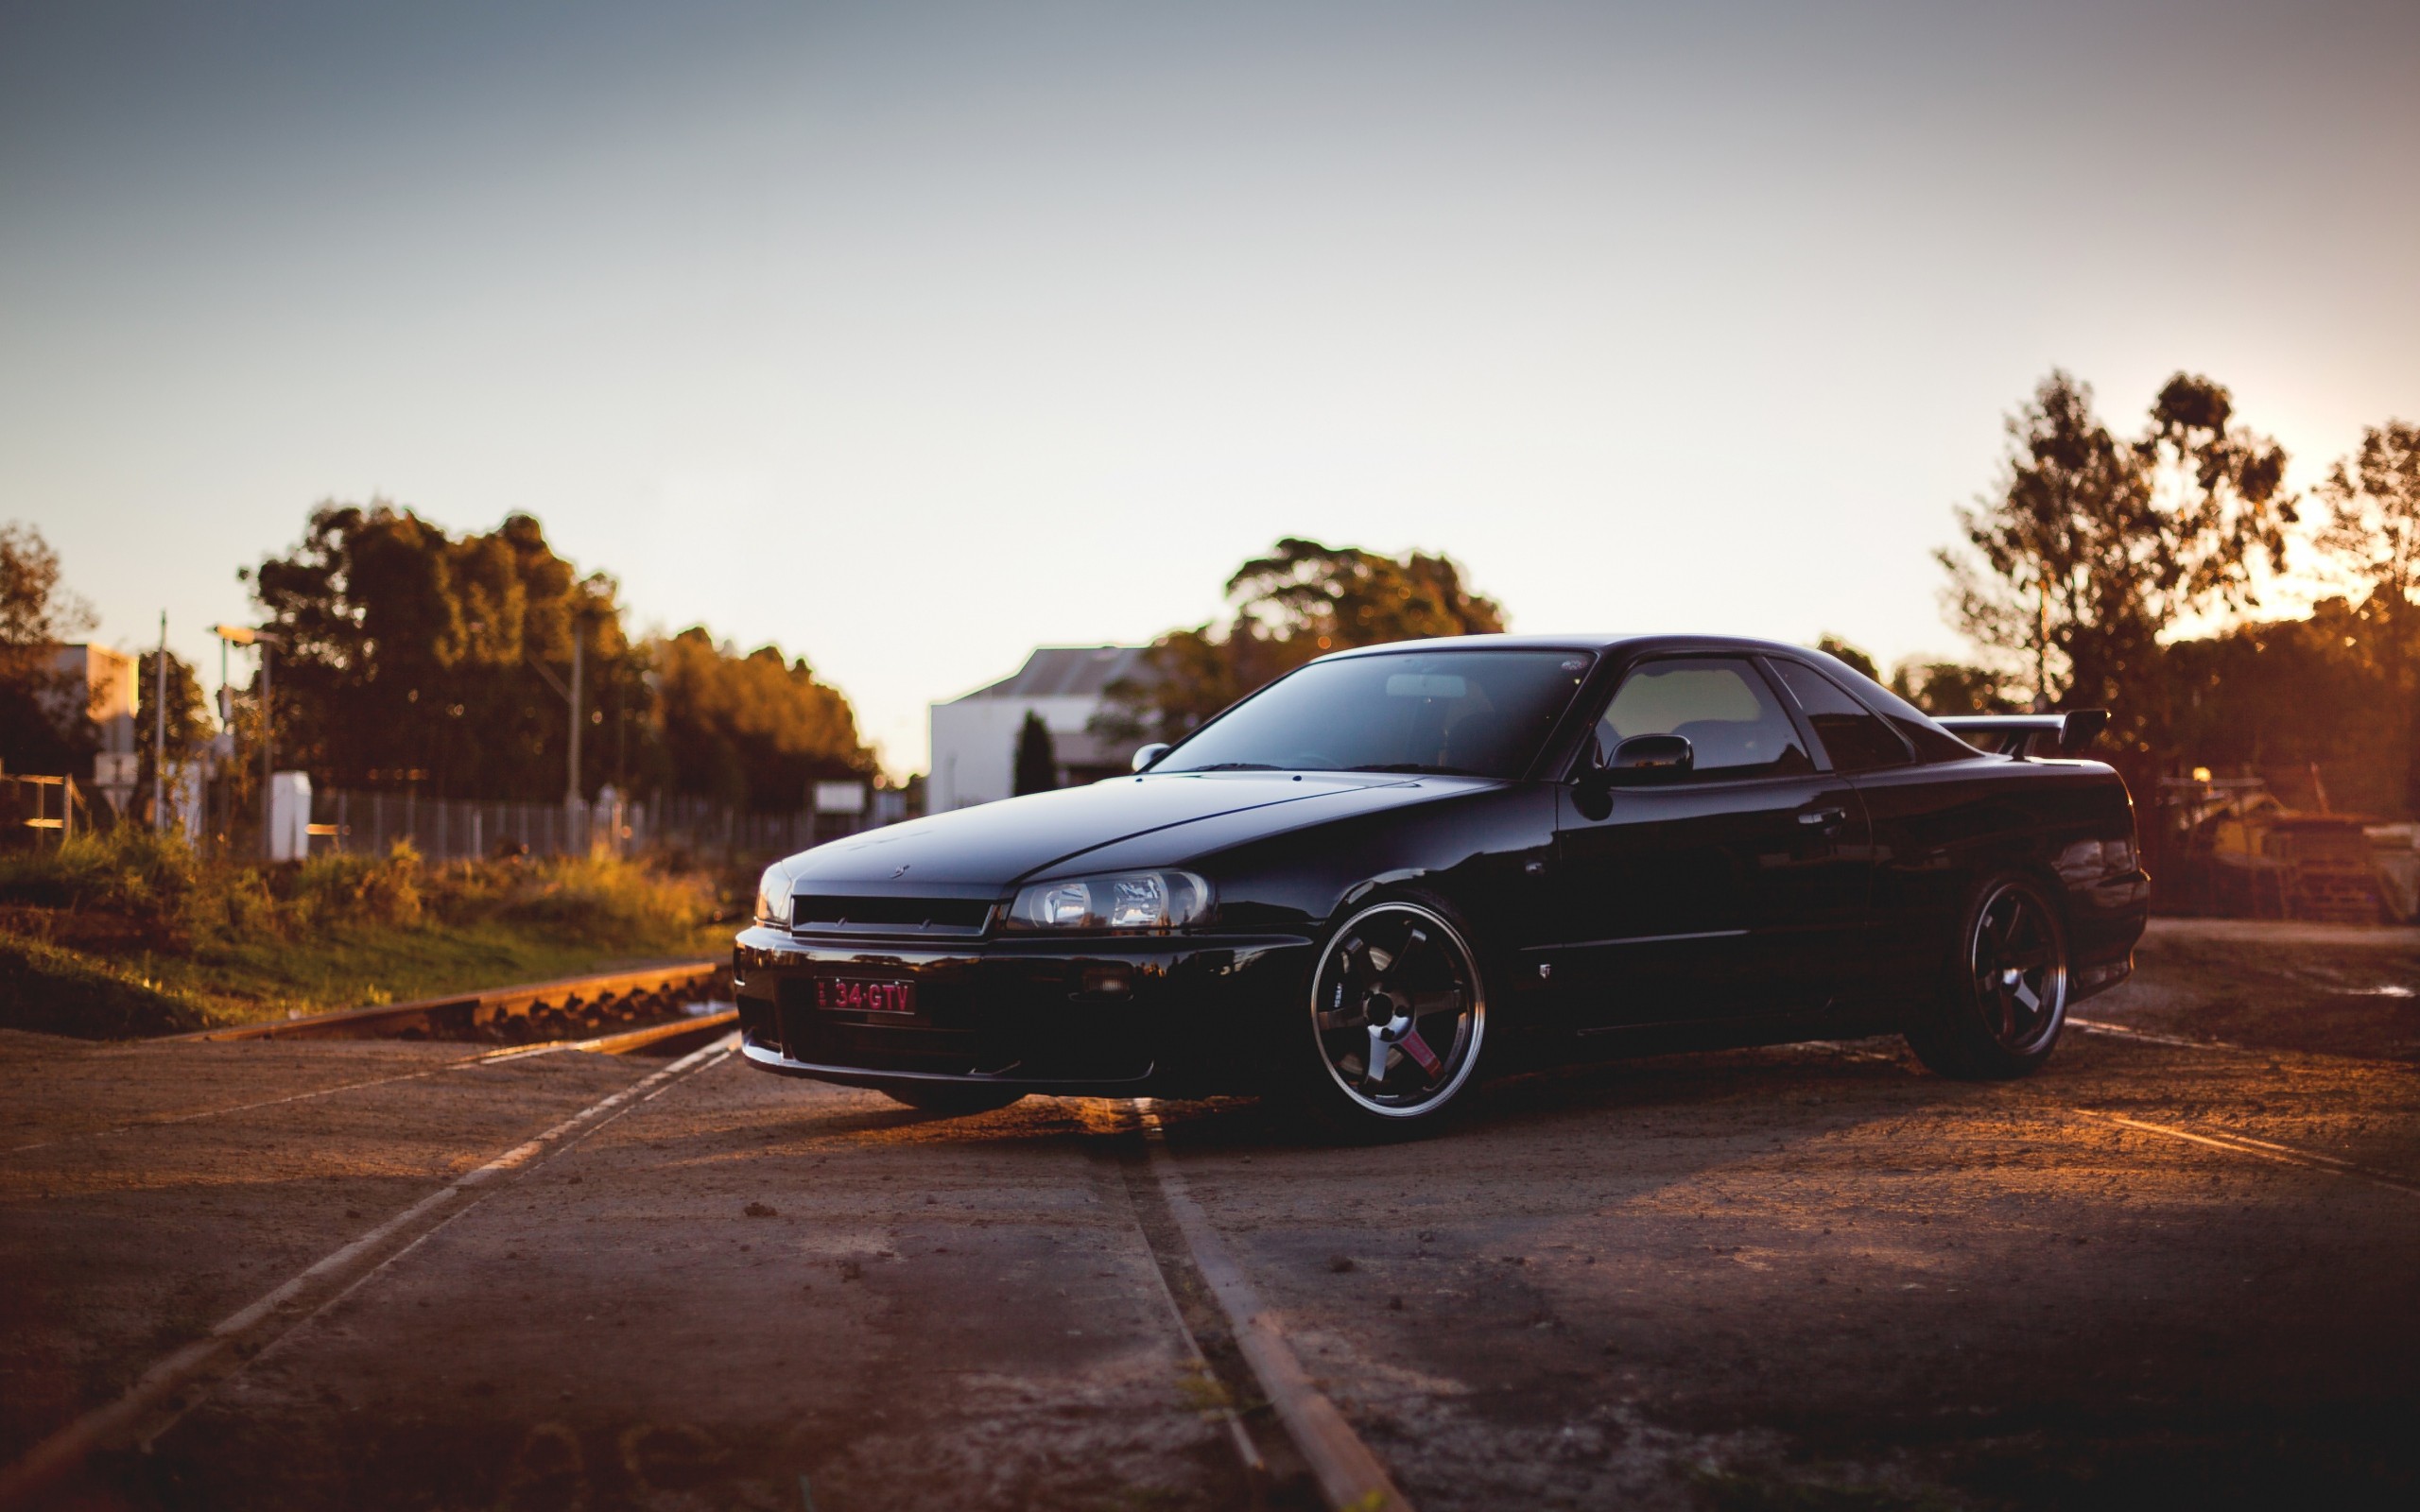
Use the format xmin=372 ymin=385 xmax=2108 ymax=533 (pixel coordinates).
xmin=1287 ymin=890 xmax=1491 ymax=1140
xmin=1906 ymin=872 xmax=2070 ymax=1080
xmin=879 ymin=1084 xmax=1027 ymax=1116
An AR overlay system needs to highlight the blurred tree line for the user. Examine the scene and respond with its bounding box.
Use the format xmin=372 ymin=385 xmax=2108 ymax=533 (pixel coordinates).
xmin=1932 ymin=372 xmax=2416 ymax=814
xmin=6 ymin=372 xmax=2413 ymax=823
xmin=245 ymin=503 xmax=872 ymax=809
xmin=0 ymin=522 xmax=97 ymax=773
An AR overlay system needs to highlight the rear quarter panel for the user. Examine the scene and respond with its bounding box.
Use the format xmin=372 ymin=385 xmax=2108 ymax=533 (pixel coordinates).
xmin=1849 ymin=754 xmax=2149 ymax=1006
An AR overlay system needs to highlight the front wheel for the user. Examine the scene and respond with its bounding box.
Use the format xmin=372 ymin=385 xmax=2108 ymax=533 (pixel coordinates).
xmin=1292 ymin=895 xmax=1489 ymax=1138
xmin=1906 ymin=873 xmax=2069 ymax=1080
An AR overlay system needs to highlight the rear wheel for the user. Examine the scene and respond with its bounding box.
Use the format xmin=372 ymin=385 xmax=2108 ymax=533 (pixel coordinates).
xmin=879 ymin=1084 xmax=1026 ymax=1116
xmin=1292 ymin=895 xmax=1489 ymax=1138
xmin=1906 ymin=873 xmax=2069 ymax=1079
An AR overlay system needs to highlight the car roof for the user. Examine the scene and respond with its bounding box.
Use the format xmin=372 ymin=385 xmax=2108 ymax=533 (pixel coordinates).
xmin=1315 ymin=632 xmax=1824 ymax=661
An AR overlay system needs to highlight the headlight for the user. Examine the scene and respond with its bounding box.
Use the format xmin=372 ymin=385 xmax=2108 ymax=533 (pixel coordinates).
xmin=1006 ymin=870 xmax=1209 ymax=932
xmin=754 ymin=866 xmax=792 ymax=927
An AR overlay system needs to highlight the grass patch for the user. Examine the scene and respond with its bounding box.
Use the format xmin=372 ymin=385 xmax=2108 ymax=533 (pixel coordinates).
xmin=0 ymin=828 xmax=732 ymax=1040
xmin=0 ymin=932 xmax=213 ymax=1038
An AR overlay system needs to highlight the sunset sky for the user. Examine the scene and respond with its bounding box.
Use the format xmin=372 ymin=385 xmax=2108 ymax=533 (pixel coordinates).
xmin=5 ymin=0 xmax=2415 ymax=774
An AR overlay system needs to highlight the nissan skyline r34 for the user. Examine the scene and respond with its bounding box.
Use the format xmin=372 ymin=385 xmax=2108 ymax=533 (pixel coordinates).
xmin=734 ymin=635 xmax=2149 ymax=1134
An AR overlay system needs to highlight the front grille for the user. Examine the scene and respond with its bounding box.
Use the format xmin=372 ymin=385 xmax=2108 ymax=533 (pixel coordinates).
xmin=790 ymin=894 xmax=994 ymax=933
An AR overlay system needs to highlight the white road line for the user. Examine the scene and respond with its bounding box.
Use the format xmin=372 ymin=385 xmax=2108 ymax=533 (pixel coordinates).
xmin=1133 ymin=1100 xmax=1416 ymax=1512
xmin=2073 ymin=1108 xmax=2420 ymax=1198
xmin=130 ymin=1037 xmax=740 ymax=1451
xmin=3 ymin=1041 xmax=580 ymax=1157
xmin=0 ymin=1034 xmax=738 ymax=1512
xmin=2067 ymin=1017 xmax=2238 ymax=1052
xmin=1806 ymin=1039 xmax=2420 ymax=1198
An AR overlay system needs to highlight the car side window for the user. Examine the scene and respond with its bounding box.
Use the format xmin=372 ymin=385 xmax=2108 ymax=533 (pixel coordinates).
xmin=1595 ymin=658 xmax=1812 ymax=779
xmin=1768 ymin=660 xmax=1911 ymax=772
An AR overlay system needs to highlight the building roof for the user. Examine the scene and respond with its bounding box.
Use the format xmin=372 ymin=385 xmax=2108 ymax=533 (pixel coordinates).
xmin=953 ymin=645 xmax=1151 ymax=702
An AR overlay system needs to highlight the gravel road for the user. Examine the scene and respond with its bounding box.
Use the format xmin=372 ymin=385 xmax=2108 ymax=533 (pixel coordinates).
xmin=4 ymin=919 xmax=2414 ymax=1510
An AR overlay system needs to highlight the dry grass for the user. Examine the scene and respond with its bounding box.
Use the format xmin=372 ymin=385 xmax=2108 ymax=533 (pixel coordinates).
xmin=0 ymin=828 xmax=730 ymax=1038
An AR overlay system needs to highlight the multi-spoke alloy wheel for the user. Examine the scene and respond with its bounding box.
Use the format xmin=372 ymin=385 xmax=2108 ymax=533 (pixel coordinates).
xmin=1307 ymin=900 xmax=1486 ymax=1123
xmin=1970 ymin=881 xmax=2066 ymax=1054
xmin=1909 ymin=872 xmax=2069 ymax=1080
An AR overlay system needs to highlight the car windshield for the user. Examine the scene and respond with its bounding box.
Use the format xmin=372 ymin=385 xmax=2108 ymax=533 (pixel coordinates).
xmin=1158 ymin=648 xmax=1595 ymax=779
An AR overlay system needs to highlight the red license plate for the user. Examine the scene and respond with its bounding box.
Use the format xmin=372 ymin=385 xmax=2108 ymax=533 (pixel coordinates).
xmin=814 ymin=977 xmax=918 ymax=1015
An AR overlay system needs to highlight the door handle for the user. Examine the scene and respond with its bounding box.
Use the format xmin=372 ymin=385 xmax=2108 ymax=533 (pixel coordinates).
xmin=1797 ymin=806 xmax=1847 ymax=833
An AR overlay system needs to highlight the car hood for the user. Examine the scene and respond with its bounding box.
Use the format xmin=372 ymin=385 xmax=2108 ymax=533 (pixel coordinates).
xmin=784 ymin=771 xmax=1445 ymax=888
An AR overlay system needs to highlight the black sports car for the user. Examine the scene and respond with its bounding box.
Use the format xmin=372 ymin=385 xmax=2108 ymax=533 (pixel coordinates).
xmin=735 ymin=635 xmax=2149 ymax=1132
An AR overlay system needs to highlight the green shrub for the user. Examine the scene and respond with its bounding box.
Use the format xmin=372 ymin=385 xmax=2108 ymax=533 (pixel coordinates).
xmin=0 ymin=824 xmax=201 ymax=922
xmin=294 ymin=843 xmax=424 ymax=927
xmin=485 ymin=851 xmax=714 ymax=947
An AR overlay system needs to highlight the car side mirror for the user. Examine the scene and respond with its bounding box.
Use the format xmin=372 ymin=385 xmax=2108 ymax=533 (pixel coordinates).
xmin=1131 ymin=742 xmax=1171 ymax=773
xmin=1599 ymin=733 xmax=1693 ymax=784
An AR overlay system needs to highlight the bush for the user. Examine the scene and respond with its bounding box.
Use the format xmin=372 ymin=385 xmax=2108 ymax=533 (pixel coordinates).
xmin=0 ymin=824 xmax=201 ymax=923
xmin=483 ymin=851 xmax=714 ymax=946
xmin=0 ymin=829 xmax=716 ymax=951
xmin=294 ymin=843 xmax=424 ymax=927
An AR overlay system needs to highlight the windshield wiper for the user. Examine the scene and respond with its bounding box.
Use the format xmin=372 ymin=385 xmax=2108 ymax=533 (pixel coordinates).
xmin=1346 ymin=763 xmax=1479 ymax=775
xmin=1184 ymin=762 xmax=1281 ymax=771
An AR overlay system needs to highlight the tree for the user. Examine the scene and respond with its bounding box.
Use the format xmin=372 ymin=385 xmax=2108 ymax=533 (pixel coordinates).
xmin=2313 ymin=419 xmax=2420 ymax=808
xmin=134 ymin=648 xmax=211 ymax=814
xmin=2165 ymin=595 xmax=2405 ymax=814
xmin=251 ymin=503 xmax=636 ymax=800
xmin=1890 ymin=661 xmax=2018 ymax=716
xmin=1814 ymin=636 xmax=1879 ymax=680
xmin=2317 ymin=420 xmax=2420 ymax=630
xmin=250 ymin=501 xmax=870 ymax=806
xmin=650 ymin=628 xmax=872 ymax=811
xmin=1012 ymin=711 xmax=1058 ymax=795
xmin=1225 ymin=538 xmax=1507 ymax=648
xmin=1098 ymin=538 xmax=1506 ymax=745
xmin=0 ymin=521 xmax=96 ymax=773
xmin=1938 ymin=370 xmax=2294 ymax=756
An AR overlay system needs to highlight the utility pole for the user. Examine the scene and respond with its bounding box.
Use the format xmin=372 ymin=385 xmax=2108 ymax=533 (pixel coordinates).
xmin=260 ymin=637 xmax=273 ymax=858
xmin=153 ymin=612 xmax=168 ymax=832
xmin=217 ymin=633 xmax=232 ymax=853
xmin=566 ymin=623 xmax=583 ymax=808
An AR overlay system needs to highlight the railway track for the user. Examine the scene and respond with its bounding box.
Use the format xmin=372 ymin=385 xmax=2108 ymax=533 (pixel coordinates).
xmin=170 ymin=959 xmax=731 ymax=1047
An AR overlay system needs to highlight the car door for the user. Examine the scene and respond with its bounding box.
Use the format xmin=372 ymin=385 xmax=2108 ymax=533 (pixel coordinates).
xmin=1764 ymin=656 xmax=1995 ymax=1005
xmin=1549 ymin=655 xmax=1873 ymax=1026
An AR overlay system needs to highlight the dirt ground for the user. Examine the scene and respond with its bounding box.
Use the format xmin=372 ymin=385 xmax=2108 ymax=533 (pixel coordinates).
xmin=3 ymin=918 xmax=2416 ymax=1511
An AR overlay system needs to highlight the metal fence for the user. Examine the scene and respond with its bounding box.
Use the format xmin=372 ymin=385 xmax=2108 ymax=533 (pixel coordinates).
xmin=308 ymin=788 xmax=895 ymax=861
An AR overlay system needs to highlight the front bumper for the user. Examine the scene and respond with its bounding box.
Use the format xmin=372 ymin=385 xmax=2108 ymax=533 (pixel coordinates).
xmin=732 ymin=925 xmax=1317 ymax=1096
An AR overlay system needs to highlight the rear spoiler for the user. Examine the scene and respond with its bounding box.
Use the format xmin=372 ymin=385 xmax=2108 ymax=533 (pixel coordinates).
xmin=1937 ymin=710 xmax=2110 ymax=758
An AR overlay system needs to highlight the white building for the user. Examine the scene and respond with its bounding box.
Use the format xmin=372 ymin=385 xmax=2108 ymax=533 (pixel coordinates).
xmin=927 ymin=646 xmax=1152 ymax=811
xmin=48 ymin=644 xmax=138 ymax=756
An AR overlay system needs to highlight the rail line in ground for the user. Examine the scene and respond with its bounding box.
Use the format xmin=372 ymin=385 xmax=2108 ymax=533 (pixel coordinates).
xmin=171 ymin=959 xmax=727 ymax=1045
xmin=3 ymin=1011 xmax=737 ymax=1158
xmin=1122 ymin=1099 xmax=1416 ymax=1512
xmin=0 ymin=1035 xmax=743 ymax=1511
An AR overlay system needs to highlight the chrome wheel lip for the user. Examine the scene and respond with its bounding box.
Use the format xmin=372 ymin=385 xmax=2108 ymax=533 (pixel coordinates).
xmin=1309 ymin=902 xmax=1487 ymax=1120
xmin=1968 ymin=881 xmax=2067 ymax=1054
